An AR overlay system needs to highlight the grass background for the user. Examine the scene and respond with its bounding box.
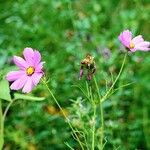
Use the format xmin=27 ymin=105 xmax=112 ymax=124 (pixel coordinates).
xmin=0 ymin=0 xmax=150 ymax=149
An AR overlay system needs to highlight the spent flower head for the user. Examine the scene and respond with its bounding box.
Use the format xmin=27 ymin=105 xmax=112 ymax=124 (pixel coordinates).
xmin=79 ymin=54 xmax=96 ymax=80
xmin=6 ymin=47 xmax=44 ymax=93
xmin=118 ymin=29 xmax=150 ymax=52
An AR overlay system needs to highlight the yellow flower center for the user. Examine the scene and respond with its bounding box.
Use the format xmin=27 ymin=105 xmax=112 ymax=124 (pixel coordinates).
xmin=129 ymin=41 xmax=135 ymax=49
xmin=26 ymin=66 xmax=35 ymax=76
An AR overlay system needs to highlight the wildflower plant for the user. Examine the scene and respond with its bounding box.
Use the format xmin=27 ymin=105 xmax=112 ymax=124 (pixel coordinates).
xmin=0 ymin=29 xmax=149 ymax=150
xmin=0 ymin=48 xmax=45 ymax=150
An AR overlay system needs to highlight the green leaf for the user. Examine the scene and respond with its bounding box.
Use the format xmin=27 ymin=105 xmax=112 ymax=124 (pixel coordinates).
xmin=0 ymin=100 xmax=4 ymax=150
xmin=0 ymin=80 xmax=11 ymax=102
xmin=14 ymin=93 xmax=45 ymax=101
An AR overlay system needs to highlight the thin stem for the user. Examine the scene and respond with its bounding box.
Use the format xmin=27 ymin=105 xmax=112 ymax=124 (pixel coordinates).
xmin=87 ymin=82 xmax=96 ymax=150
xmin=3 ymin=101 xmax=13 ymax=122
xmin=94 ymin=76 xmax=104 ymax=150
xmin=0 ymin=100 xmax=4 ymax=150
xmin=101 ymin=52 xmax=127 ymax=102
xmin=100 ymin=106 xmax=104 ymax=150
xmin=0 ymin=100 xmax=13 ymax=150
xmin=92 ymin=104 xmax=96 ymax=150
xmin=42 ymin=79 xmax=85 ymax=150
xmin=65 ymin=142 xmax=75 ymax=150
xmin=86 ymin=81 xmax=90 ymax=98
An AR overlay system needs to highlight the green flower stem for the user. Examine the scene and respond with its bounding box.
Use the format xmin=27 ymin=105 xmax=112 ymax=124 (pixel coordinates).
xmin=0 ymin=100 xmax=4 ymax=150
xmin=0 ymin=100 xmax=13 ymax=150
xmin=92 ymin=104 xmax=96 ymax=150
xmin=93 ymin=53 xmax=127 ymax=149
xmin=87 ymin=83 xmax=95 ymax=150
xmin=3 ymin=101 xmax=13 ymax=123
xmin=101 ymin=52 xmax=127 ymax=103
xmin=42 ymin=79 xmax=85 ymax=150
xmin=87 ymin=83 xmax=96 ymax=150
xmin=94 ymin=76 xmax=104 ymax=150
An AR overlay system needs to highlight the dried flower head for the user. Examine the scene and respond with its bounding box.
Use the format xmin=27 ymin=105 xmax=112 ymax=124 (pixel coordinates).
xmin=79 ymin=54 xmax=96 ymax=80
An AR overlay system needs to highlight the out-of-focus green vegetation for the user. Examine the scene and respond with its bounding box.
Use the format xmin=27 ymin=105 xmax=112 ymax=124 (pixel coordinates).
xmin=0 ymin=0 xmax=150 ymax=149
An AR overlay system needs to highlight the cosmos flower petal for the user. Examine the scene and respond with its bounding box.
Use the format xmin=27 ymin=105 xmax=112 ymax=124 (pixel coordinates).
xmin=22 ymin=77 xmax=34 ymax=93
xmin=31 ymin=73 xmax=43 ymax=86
xmin=118 ymin=32 xmax=127 ymax=47
xmin=33 ymin=50 xmax=41 ymax=66
xmin=23 ymin=47 xmax=34 ymax=65
xmin=10 ymin=75 xmax=28 ymax=90
xmin=123 ymin=30 xmax=132 ymax=41
xmin=35 ymin=62 xmax=45 ymax=73
xmin=135 ymin=46 xmax=150 ymax=51
xmin=136 ymin=41 xmax=150 ymax=47
xmin=130 ymin=48 xmax=136 ymax=52
xmin=6 ymin=70 xmax=25 ymax=81
xmin=13 ymin=56 xmax=28 ymax=70
xmin=118 ymin=30 xmax=132 ymax=48
xmin=132 ymin=35 xmax=144 ymax=44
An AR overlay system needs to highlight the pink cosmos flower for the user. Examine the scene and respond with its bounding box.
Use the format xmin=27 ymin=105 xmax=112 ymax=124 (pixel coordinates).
xmin=118 ymin=30 xmax=150 ymax=52
xmin=6 ymin=48 xmax=44 ymax=93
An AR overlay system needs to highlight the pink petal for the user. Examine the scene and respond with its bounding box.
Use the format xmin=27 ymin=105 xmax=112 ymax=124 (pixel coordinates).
xmin=118 ymin=30 xmax=132 ymax=48
xmin=33 ymin=50 xmax=41 ymax=67
xmin=79 ymin=69 xmax=83 ymax=79
xmin=23 ymin=47 xmax=34 ymax=65
xmin=135 ymin=41 xmax=150 ymax=51
xmin=132 ymin=35 xmax=144 ymax=44
xmin=130 ymin=48 xmax=137 ymax=52
xmin=13 ymin=56 xmax=28 ymax=70
xmin=123 ymin=30 xmax=132 ymax=41
xmin=10 ymin=75 xmax=28 ymax=90
xmin=35 ymin=62 xmax=45 ymax=73
xmin=136 ymin=41 xmax=150 ymax=47
xmin=22 ymin=77 xmax=34 ymax=93
xmin=6 ymin=70 xmax=25 ymax=81
xmin=31 ymin=73 xmax=43 ymax=86
xmin=135 ymin=46 xmax=150 ymax=51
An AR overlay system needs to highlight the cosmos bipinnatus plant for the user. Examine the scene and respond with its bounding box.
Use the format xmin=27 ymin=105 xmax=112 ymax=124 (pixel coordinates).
xmin=0 ymin=29 xmax=149 ymax=150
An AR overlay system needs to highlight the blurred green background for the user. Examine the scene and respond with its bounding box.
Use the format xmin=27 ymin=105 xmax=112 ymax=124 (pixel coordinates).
xmin=0 ymin=0 xmax=150 ymax=149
